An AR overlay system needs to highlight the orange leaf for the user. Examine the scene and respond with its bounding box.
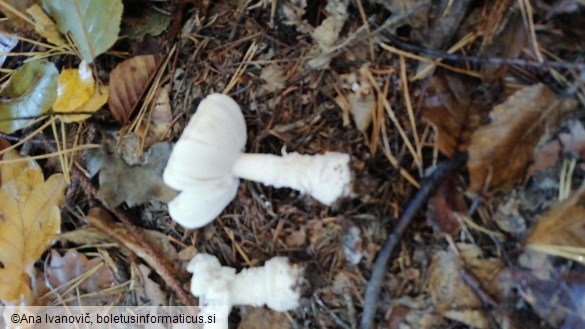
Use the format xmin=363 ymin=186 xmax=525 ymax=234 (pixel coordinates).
xmin=108 ymin=55 xmax=162 ymax=124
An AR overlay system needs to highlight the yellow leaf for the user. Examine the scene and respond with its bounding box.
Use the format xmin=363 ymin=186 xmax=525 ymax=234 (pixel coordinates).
xmin=26 ymin=4 xmax=65 ymax=46
xmin=53 ymin=61 xmax=94 ymax=113
xmin=0 ymin=150 xmax=66 ymax=303
xmin=61 ymin=84 xmax=108 ymax=123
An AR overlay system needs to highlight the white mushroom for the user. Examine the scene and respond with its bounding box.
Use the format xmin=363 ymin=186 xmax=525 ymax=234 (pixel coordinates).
xmin=187 ymin=253 xmax=301 ymax=312
xmin=163 ymin=93 xmax=352 ymax=228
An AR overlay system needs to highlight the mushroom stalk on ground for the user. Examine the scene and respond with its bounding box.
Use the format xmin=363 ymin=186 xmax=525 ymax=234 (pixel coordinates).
xmin=188 ymin=253 xmax=301 ymax=312
xmin=163 ymin=93 xmax=352 ymax=228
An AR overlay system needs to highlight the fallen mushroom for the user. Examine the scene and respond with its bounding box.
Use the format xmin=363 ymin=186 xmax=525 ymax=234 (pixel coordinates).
xmin=163 ymin=93 xmax=352 ymax=228
xmin=188 ymin=253 xmax=301 ymax=312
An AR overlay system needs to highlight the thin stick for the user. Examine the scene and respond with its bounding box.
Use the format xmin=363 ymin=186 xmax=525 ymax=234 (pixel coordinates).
xmin=360 ymin=153 xmax=467 ymax=329
xmin=73 ymin=171 xmax=195 ymax=306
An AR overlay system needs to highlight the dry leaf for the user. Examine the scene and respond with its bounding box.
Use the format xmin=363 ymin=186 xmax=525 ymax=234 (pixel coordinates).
xmin=478 ymin=2 xmax=526 ymax=85
xmin=259 ymin=64 xmax=286 ymax=94
xmin=63 ymin=208 xmax=180 ymax=267
xmin=427 ymin=177 xmax=465 ymax=235
xmin=308 ymin=0 xmax=349 ymax=69
xmin=137 ymin=84 xmax=172 ymax=148
xmin=467 ymin=84 xmax=569 ymax=193
xmin=46 ymin=249 xmax=116 ymax=294
xmin=528 ymin=120 xmax=585 ymax=176
xmin=86 ymin=142 xmax=177 ymax=207
xmin=0 ymin=150 xmax=66 ymax=303
xmin=527 ymin=200 xmax=585 ymax=249
xmin=26 ymin=4 xmax=65 ymax=46
xmin=53 ymin=61 xmax=93 ymax=111
xmin=443 ymin=310 xmax=489 ymax=329
xmin=422 ymin=72 xmax=488 ymax=158
xmin=428 ymin=243 xmax=503 ymax=327
xmin=108 ymin=55 xmax=162 ymax=124
xmin=238 ymin=307 xmax=291 ymax=329
xmin=134 ymin=264 xmax=168 ymax=306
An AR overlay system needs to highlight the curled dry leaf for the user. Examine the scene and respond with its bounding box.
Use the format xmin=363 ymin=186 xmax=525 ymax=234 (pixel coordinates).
xmin=467 ymin=84 xmax=572 ymax=193
xmin=0 ymin=150 xmax=66 ymax=303
xmin=108 ymin=55 xmax=163 ymax=124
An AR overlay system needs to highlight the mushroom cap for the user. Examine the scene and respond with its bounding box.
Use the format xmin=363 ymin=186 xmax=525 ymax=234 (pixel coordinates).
xmin=167 ymin=175 xmax=239 ymax=228
xmin=163 ymin=93 xmax=247 ymax=191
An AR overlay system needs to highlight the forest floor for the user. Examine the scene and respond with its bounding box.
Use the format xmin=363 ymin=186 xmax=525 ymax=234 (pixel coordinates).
xmin=1 ymin=0 xmax=585 ymax=328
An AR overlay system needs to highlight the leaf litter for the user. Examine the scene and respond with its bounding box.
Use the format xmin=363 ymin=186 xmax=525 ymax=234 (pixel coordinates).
xmin=0 ymin=150 xmax=65 ymax=303
xmin=1 ymin=0 xmax=585 ymax=328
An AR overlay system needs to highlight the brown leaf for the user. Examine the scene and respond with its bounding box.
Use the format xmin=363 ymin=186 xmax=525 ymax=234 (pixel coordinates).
xmin=467 ymin=84 xmax=571 ymax=193
xmin=428 ymin=244 xmax=503 ymax=316
xmin=427 ymin=177 xmax=466 ymax=235
xmin=46 ymin=249 xmax=116 ymax=295
xmin=421 ymin=72 xmax=489 ymax=158
xmin=108 ymin=55 xmax=162 ymax=124
xmin=478 ymin=1 xmax=527 ymax=85
xmin=238 ymin=307 xmax=291 ymax=329
xmin=527 ymin=198 xmax=585 ymax=250
xmin=527 ymin=140 xmax=562 ymax=177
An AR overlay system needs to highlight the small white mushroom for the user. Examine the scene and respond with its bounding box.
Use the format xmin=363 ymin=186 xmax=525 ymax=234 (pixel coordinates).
xmin=163 ymin=93 xmax=352 ymax=228
xmin=187 ymin=253 xmax=301 ymax=312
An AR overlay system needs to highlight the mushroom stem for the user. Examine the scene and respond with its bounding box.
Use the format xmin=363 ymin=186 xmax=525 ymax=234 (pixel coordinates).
xmin=228 ymin=257 xmax=301 ymax=311
xmin=232 ymin=151 xmax=352 ymax=205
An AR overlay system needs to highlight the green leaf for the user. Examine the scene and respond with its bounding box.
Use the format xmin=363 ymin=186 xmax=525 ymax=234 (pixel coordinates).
xmin=41 ymin=0 xmax=122 ymax=63
xmin=0 ymin=60 xmax=58 ymax=133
